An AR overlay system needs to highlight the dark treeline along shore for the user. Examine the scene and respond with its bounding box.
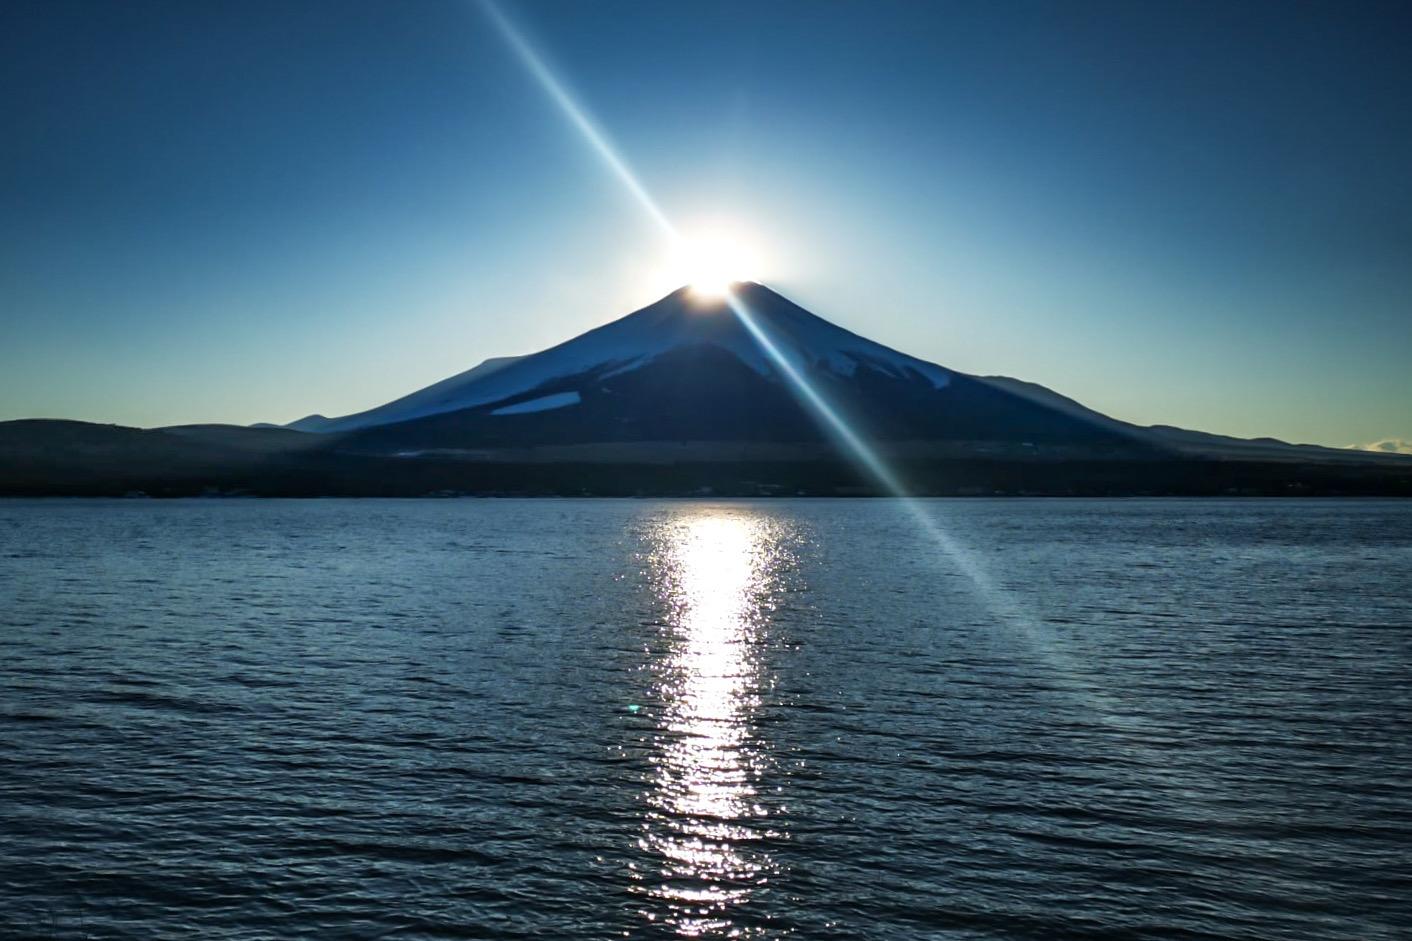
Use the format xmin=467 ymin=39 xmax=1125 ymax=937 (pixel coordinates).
xmin=1 ymin=418 xmax=1408 ymax=497
xmin=4 ymin=285 xmax=1408 ymax=497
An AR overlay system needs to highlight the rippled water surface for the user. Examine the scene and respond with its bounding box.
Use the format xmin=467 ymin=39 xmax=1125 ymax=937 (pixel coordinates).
xmin=2 ymin=498 xmax=1410 ymax=939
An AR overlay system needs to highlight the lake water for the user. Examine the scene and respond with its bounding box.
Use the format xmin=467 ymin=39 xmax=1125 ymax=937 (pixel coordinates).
xmin=1 ymin=498 xmax=1409 ymax=940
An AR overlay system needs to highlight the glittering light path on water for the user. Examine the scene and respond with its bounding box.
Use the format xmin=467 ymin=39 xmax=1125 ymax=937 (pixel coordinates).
xmin=634 ymin=513 xmax=786 ymax=935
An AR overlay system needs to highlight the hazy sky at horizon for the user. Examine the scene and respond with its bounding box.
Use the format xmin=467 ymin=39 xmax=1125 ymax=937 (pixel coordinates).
xmin=2 ymin=0 xmax=1409 ymax=447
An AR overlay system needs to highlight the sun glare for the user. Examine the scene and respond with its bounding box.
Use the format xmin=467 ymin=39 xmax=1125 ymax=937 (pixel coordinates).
xmin=666 ymin=226 xmax=769 ymax=300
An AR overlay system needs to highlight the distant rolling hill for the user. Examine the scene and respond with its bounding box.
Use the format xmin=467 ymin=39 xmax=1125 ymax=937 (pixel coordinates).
xmin=2 ymin=284 xmax=1408 ymax=496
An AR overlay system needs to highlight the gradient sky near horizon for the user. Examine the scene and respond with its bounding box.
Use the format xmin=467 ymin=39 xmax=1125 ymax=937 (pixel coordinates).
xmin=3 ymin=0 xmax=1410 ymax=447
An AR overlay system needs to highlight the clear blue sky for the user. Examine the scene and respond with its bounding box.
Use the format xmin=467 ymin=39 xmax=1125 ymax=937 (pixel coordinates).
xmin=3 ymin=0 xmax=1409 ymax=447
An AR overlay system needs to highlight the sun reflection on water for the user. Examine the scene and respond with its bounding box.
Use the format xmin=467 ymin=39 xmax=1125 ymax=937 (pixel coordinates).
xmin=635 ymin=512 xmax=787 ymax=937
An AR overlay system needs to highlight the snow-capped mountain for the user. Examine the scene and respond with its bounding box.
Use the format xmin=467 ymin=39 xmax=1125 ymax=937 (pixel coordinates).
xmin=283 ymin=282 xmax=1166 ymax=455
xmin=296 ymin=283 xmax=955 ymax=434
xmin=286 ymin=281 xmax=1157 ymax=458
xmin=265 ymin=281 xmax=1391 ymax=464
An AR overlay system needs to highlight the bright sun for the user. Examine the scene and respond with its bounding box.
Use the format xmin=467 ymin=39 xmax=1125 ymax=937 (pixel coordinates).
xmin=667 ymin=226 xmax=769 ymax=299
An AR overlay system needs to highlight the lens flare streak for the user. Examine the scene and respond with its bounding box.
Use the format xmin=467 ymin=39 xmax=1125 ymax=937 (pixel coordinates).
xmin=725 ymin=287 xmax=1146 ymax=726
xmin=477 ymin=0 xmax=679 ymax=241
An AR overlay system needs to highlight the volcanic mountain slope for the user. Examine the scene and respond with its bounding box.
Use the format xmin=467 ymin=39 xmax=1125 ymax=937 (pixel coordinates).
xmin=305 ymin=282 xmax=1149 ymax=456
xmin=303 ymin=283 xmax=950 ymax=431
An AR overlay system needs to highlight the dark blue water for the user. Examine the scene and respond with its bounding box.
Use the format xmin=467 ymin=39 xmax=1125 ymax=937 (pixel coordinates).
xmin=2 ymin=498 xmax=1409 ymax=939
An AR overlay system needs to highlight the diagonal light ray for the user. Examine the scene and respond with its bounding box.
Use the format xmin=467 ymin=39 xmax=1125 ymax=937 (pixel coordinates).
xmin=723 ymin=293 xmax=909 ymax=496
xmin=723 ymin=290 xmax=1146 ymax=730
xmin=477 ymin=0 xmax=679 ymax=242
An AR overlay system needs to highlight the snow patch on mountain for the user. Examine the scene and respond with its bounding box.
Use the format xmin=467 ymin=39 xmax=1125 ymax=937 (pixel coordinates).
xmin=1349 ymin=438 xmax=1412 ymax=455
xmin=491 ymin=391 xmax=581 ymax=415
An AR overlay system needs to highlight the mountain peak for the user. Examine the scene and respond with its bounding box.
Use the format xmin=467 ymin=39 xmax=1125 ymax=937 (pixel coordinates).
xmin=653 ymin=280 xmax=767 ymax=309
